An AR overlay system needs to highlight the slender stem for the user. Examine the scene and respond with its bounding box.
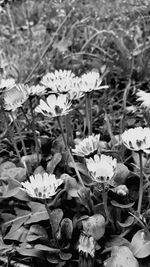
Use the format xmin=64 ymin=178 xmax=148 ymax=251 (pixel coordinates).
xmin=102 ymin=188 xmax=109 ymax=224
xmin=11 ymin=112 xmax=27 ymax=156
xmin=0 ymin=100 xmax=22 ymax=161
xmin=137 ymin=151 xmax=143 ymax=214
xmin=21 ymin=106 xmax=31 ymax=127
xmin=29 ymin=97 xmax=40 ymax=165
xmin=44 ymin=199 xmax=55 ymax=239
xmin=65 ymin=113 xmax=73 ymax=146
xmin=57 ymin=116 xmax=84 ymax=187
xmin=85 ymin=92 xmax=92 ymax=135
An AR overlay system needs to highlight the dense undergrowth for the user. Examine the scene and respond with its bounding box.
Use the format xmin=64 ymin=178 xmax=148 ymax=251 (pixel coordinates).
xmin=0 ymin=0 xmax=150 ymax=266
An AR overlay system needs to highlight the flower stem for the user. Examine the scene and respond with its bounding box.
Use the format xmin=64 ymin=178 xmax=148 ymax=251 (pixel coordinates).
xmin=102 ymin=188 xmax=109 ymax=224
xmin=85 ymin=92 xmax=92 ymax=135
xmin=65 ymin=113 xmax=73 ymax=146
xmin=137 ymin=151 xmax=143 ymax=214
xmin=57 ymin=116 xmax=84 ymax=187
xmin=0 ymin=100 xmax=21 ymax=161
xmin=44 ymin=199 xmax=55 ymax=239
xmin=29 ymin=97 xmax=40 ymax=165
xmin=11 ymin=112 xmax=27 ymax=156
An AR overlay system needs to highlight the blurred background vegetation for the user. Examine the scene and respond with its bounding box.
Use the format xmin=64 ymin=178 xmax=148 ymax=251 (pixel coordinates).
xmin=1 ymin=0 xmax=150 ymax=136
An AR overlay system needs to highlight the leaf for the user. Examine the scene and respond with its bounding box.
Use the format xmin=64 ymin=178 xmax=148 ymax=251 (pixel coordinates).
xmin=50 ymin=208 xmax=63 ymax=235
xmin=46 ymin=153 xmax=62 ymax=173
xmin=111 ymin=200 xmax=135 ymax=208
xmin=2 ymin=209 xmax=30 ymax=235
xmin=105 ymin=236 xmax=130 ymax=249
xmin=117 ymin=216 xmax=135 ymax=228
xmin=0 ymin=178 xmax=20 ymax=198
xmin=58 ymin=218 xmax=73 ymax=240
xmin=25 ymin=202 xmax=49 ymax=224
xmin=0 ymin=161 xmax=16 ymax=175
xmin=1 ymin=167 xmax=26 ymax=182
xmin=68 ymin=162 xmax=90 ymax=179
xmin=4 ymin=226 xmax=28 ymax=242
xmin=77 ymin=187 xmax=93 ymax=212
xmin=131 ymin=229 xmax=150 ymax=258
xmin=59 ymin=251 xmax=72 ymax=260
xmin=16 ymin=243 xmax=43 ymax=258
xmin=105 ymin=246 xmax=139 ymax=267
xmin=2 ymin=203 xmax=49 ymax=236
xmin=34 ymin=244 xmax=60 ymax=253
xmin=61 ymin=173 xmax=81 ymax=197
xmin=27 ymin=224 xmax=49 ymax=242
xmin=113 ymin=163 xmax=129 ymax=185
xmin=82 ymin=214 xmax=105 ymax=240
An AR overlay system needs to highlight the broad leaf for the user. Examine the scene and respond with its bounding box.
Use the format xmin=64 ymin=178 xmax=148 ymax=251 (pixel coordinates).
xmin=131 ymin=229 xmax=150 ymax=258
xmin=117 ymin=216 xmax=135 ymax=228
xmin=111 ymin=200 xmax=135 ymax=208
xmin=105 ymin=246 xmax=139 ymax=267
xmin=0 ymin=178 xmax=20 ymax=198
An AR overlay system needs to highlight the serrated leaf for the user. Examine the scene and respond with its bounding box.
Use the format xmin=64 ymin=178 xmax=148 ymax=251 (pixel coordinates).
xmin=131 ymin=229 xmax=150 ymax=258
xmin=111 ymin=200 xmax=135 ymax=208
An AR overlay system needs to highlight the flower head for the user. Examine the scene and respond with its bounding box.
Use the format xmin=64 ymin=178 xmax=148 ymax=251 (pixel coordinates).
xmin=121 ymin=127 xmax=150 ymax=153
xmin=21 ymin=173 xmax=63 ymax=199
xmin=86 ymin=154 xmax=117 ymax=183
xmin=41 ymin=69 xmax=76 ymax=93
xmin=136 ymin=90 xmax=150 ymax=109
xmin=79 ymin=71 xmax=108 ymax=93
xmin=113 ymin=185 xmax=129 ymax=196
xmin=67 ymin=77 xmax=85 ymax=100
xmin=27 ymin=84 xmax=47 ymax=96
xmin=35 ymin=94 xmax=72 ymax=117
xmin=78 ymin=233 xmax=96 ymax=258
xmin=4 ymin=84 xmax=28 ymax=111
xmin=0 ymin=78 xmax=16 ymax=90
xmin=72 ymin=134 xmax=100 ymax=157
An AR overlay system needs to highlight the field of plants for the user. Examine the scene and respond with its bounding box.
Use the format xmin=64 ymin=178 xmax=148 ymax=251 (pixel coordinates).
xmin=0 ymin=0 xmax=150 ymax=266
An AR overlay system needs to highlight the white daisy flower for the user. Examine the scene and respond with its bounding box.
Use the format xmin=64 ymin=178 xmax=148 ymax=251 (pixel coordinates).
xmin=4 ymin=84 xmax=28 ymax=111
xmin=21 ymin=173 xmax=63 ymax=199
xmin=79 ymin=71 xmax=108 ymax=93
xmin=35 ymin=94 xmax=72 ymax=117
xmin=41 ymin=69 xmax=76 ymax=93
xmin=72 ymin=134 xmax=100 ymax=157
xmin=26 ymin=84 xmax=47 ymax=96
xmin=67 ymin=77 xmax=85 ymax=100
xmin=121 ymin=127 xmax=150 ymax=153
xmin=136 ymin=90 xmax=150 ymax=109
xmin=78 ymin=233 xmax=96 ymax=258
xmin=86 ymin=154 xmax=117 ymax=183
xmin=0 ymin=78 xmax=15 ymax=89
